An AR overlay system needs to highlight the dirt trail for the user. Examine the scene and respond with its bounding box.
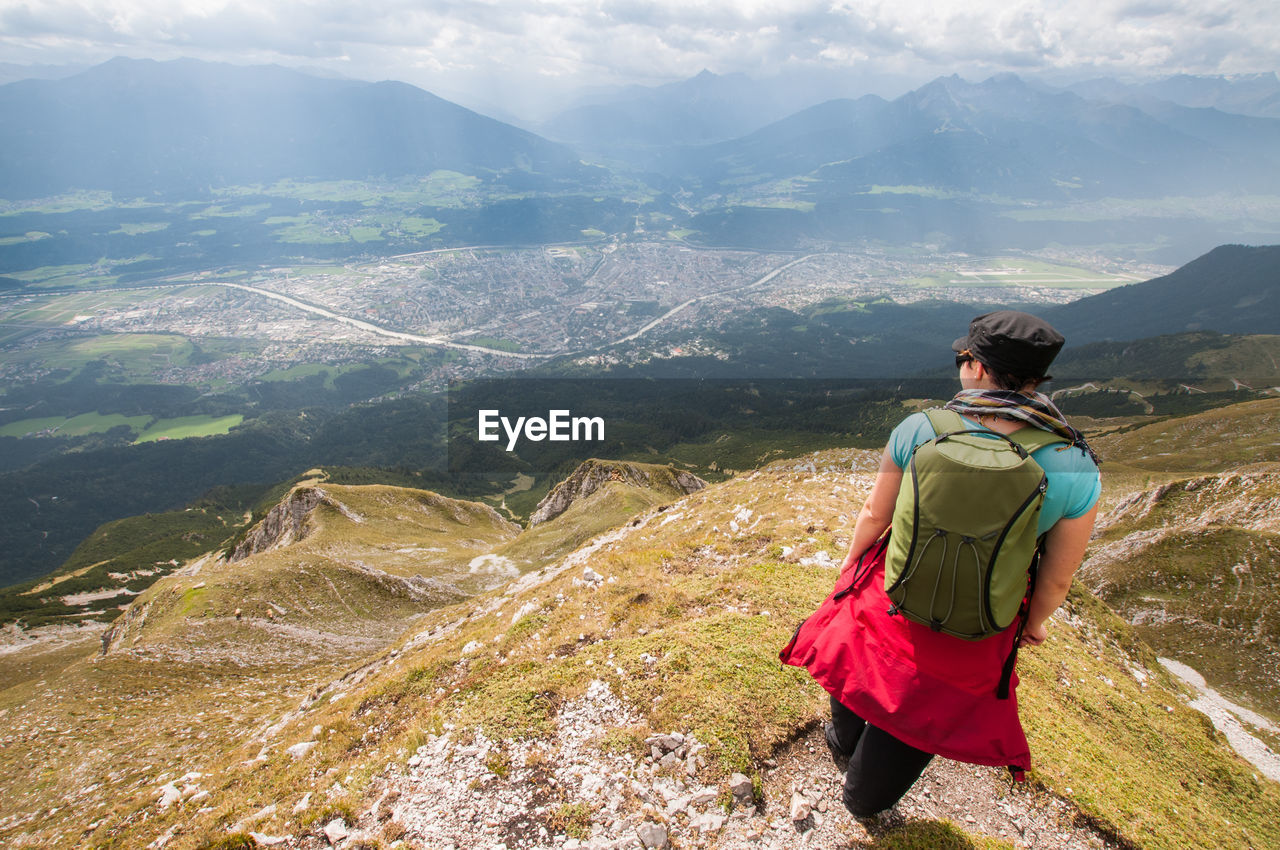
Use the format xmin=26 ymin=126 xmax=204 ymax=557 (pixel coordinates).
xmin=322 ymin=681 xmax=1123 ymax=850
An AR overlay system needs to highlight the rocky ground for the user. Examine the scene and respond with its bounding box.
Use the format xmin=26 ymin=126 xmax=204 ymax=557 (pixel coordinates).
xmin=257 ymin=677 xmax=1121 ymax=850
xmin=0 ymin=620 xmax=108 ymax=655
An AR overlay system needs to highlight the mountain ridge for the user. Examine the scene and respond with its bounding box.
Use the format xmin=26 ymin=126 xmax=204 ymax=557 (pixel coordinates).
xmin=1046 ymin=244 xmax=1280 ymax=342
xmin=0 ymin=57 xmax=590 ymax=198
xmin=669 ymin=71 xmax=1280 ymax=203
xmin=6 ymin=444 xmax=1275 ymax=848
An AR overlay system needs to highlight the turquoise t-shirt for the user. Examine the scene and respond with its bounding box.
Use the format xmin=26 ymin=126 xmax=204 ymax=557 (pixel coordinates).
xmin=887 ymin=411 xmax=1101 ymax=537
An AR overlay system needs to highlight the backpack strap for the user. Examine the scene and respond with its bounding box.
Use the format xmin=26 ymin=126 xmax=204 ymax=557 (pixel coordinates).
xmin=923 ymin=408 xmax=968 ymax=438
xmin=1008 ymin=426 xmax=1069 ymax=454
xmin=926 ymin=408 xmax=1069 ymax=456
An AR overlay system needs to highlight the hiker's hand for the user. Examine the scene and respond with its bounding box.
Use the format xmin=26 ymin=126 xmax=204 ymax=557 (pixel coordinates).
xmin=1019 ymin=622 xmax=1048 ymax=647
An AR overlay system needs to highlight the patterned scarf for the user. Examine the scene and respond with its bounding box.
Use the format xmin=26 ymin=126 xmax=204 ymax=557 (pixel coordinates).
xmin=944 ymin=389 xmax=1101 ymax=465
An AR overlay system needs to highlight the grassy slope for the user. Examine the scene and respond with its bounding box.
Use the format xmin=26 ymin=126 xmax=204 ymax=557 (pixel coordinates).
xmin=1081 ymin=399 xmax=1280 ymax=722
xmin=0 ymin=483 xmax=523 ymax=848
xmin=0 ymin=505 xmax=249 ymax=629
xmin=103 ymin=483 xmax=525 ymax=656
xmin=1080 ymin=472 xmax=1280 ymax=723
xmin=73 ymin=449 xmax=1279 ymax=850
xmin=498 ymin=479 xmax=693 ymax=570
xmin=1090 ymin=397 xmax=1280 ymax=475
xmin=0 ymin=470 xmax=709 ymax=847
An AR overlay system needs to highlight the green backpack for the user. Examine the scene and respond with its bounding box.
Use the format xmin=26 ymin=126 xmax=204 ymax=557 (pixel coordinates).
xmin=884 ymin=409 xmax=1065 ymax=641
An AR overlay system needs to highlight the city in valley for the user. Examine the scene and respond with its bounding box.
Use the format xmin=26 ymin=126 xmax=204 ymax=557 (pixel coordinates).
xmin=0 ymin=240 xmax=1161 ymax=399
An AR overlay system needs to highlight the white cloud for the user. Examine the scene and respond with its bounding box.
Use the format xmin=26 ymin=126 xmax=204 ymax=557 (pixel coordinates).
xmin=0 ymin=0 xmax=1276 ymax=96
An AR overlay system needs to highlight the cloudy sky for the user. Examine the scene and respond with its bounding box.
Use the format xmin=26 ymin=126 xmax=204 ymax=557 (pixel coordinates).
xmin=2 ymin=0 xmax=1277 ymax=113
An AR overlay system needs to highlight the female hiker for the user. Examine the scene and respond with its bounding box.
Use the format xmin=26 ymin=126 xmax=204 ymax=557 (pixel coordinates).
xmin=780 ymin=310 xmax=1101 ymax=818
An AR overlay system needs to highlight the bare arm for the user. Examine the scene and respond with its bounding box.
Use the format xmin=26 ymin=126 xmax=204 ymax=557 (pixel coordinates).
xmin=841 ymin=447 xmax=902 ymax=573
xmin=1020 ymin=503 xmax=1099 ymax=646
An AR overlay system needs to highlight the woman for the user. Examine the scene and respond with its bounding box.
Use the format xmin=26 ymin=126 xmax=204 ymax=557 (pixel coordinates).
xmin=781 ymin=310 xmax=1101 ymax=818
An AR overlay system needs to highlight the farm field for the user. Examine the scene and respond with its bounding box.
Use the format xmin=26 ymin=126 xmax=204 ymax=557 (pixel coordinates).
xmin=0 ymin=327 xmax=202 ymax=372
xmin=0 ymin=411 xmax=244 ymax=441
xmin=0 ymin=411 xmax=151 ymax=438
xmin=133 ymin=414 xmax=245 ymax=442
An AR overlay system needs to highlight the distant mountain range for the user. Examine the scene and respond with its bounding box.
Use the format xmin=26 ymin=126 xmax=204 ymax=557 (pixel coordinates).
xmin=5 ymin=59 xmax=1278 ymax=207
xmin=1046 ymin=244 xmax=1280 ymax=342
xmin=537 ymin=69 xmax=811 ymax=153
xmin=670 ymin=73 xmax=1280 ymax=200
xmin=0 ymin=58 xmax=590 ymax=198
xmin=1069 ymin=73 xmax=1280 ymax=119
xmin=0 ymin=61 xmax=89 ymax=86
xmin=1 ymin=59 xmax=1278 ymax=258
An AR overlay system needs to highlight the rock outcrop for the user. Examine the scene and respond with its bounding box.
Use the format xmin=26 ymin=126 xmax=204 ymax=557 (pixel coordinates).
xmin=529 ymin=459 xmax=706 ymax=527
xmin=229 ymin=487 xmax=335 ymax=561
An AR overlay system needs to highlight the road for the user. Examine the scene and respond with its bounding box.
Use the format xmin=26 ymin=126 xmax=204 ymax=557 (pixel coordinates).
xmin=611 ymin=253 xmax=817 ymax=346
xmin=0 ymin=253 xmax=819 ymax=360
xmin=213 ymin=282 xmax=548 ymax=360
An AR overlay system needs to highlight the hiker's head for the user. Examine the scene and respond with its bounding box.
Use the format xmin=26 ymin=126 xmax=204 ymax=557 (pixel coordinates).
xmin=953 ymin=311 xmax=1064 ymax=392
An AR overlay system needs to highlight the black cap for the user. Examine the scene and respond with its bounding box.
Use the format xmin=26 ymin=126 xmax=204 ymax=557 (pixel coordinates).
xmin=952 ymin=310 xmax=1065 ymax=378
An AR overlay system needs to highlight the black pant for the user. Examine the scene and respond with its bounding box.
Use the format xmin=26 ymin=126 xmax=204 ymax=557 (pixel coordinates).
xmin=829 ymin=696 xmax=934 ymax=817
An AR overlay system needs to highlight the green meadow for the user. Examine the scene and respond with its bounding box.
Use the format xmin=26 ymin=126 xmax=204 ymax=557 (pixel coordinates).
xmin=0 ymin=190 xmax=156 ymax=216
xmin=0 ymin=412 xmax=242 ymax=441
xmin=0 ymin=326 xmax=265 ymax=386
xmin=0 ymin=332 xmax=198 ymax=374
xmin=0 ymin=231 xmax=52 ymax=246
xmin=0 ymin=412 xmax=150 ymax=438
xmin=999 ymin=193 xmax=1280 ymax=224
xmin=110 ymin=222 xmax=170 ymax=236
xmin=218 ymin=171 xmax=482 ymax=208
xmin=133 ymin=414 xmax=244 ymax=442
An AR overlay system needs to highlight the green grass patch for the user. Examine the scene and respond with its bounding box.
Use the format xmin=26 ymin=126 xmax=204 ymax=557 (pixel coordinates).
xmin=349 ymin=225 xmax=385 ymax=243
xmin=134 ymin=414 xmax=244 ymax=443
xmin=1093 ymin=397 xmax=1280 ymax=473
xmin=999 ymin=194 xmax=1280 ymax=224
xmin=876 ymin=820 xmax=1015 ymax=848
xmin=110 ymin=222 xmax=169 ymax=236
xmin=862 ymin=184 xmax=960 ymax=199
xmin=193 ymin=202 xmax=271 ymax=219
xmin=0 ymin=231 xmax=52 ymax=246
xmin=228 ymin=172 xmax=481 ymax=208
xmin=547 ymin=802 xmax=592 ymax=839
xmin=0 ymin=325 xmax=249 ymax=381
xmin=0 ymin=501 xmax=245 ymax=628
xmin=1018 ymin=588 xmax=1280 ymax=850
xmin=0 ymin=411 xmax=151 ymax=438
xmin=414 ymin=170 xmax=483 ymax=207
xmin=0 ymin=191 xmax=151 ymax=215
xmin=272 ymin=215 xmax=348 ymax=244
xmin=7 ymin=264 xmax=95 ymax=284
xmin=29 ymin=333 xmax=198 ymax=375
xmin=741 ymin=199 xmax=816 ymax=212
xmin=256 ymin=362 xmax=336 ymax=384
xmin=399 ymin=216 xmax=445 ymax=237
